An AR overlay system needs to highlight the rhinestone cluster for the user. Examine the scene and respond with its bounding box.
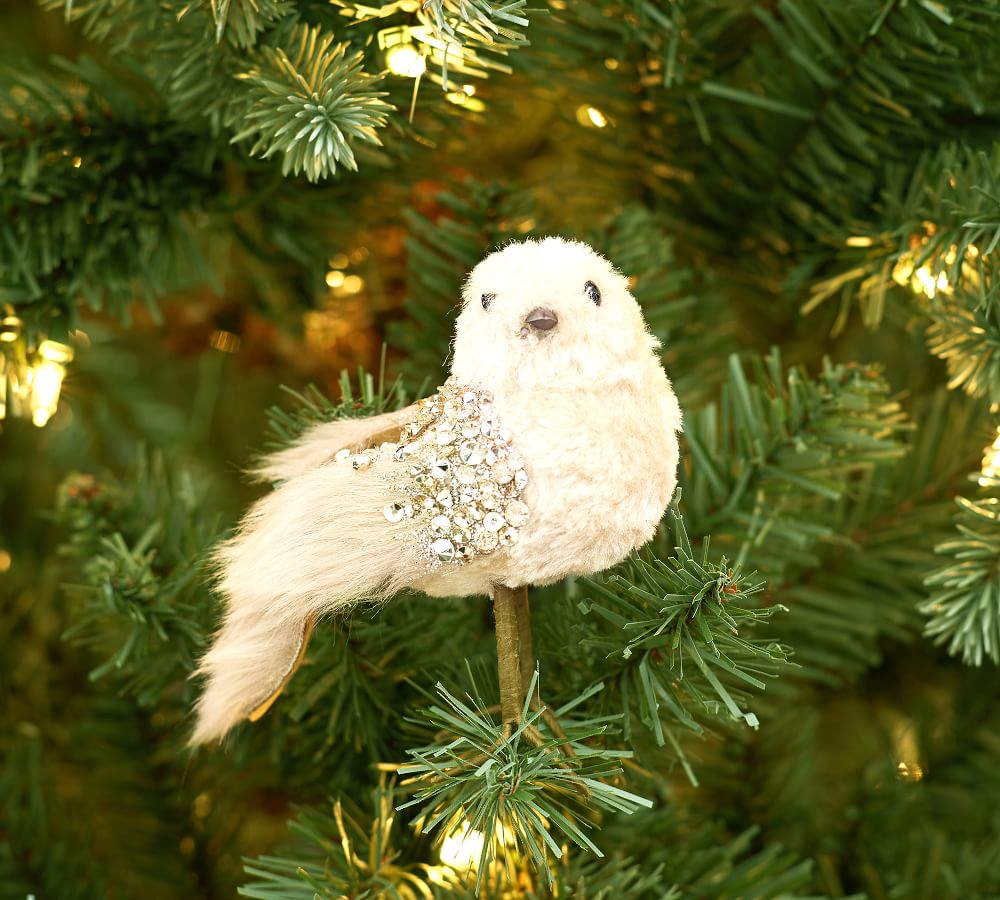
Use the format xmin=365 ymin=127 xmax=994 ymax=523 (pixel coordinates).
xmin=334 ymin=378 xmax=528 ymax=565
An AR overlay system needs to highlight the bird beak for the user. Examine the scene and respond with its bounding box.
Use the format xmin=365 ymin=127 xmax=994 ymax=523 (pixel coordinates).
xmin=524 ymin=307 xmax=558 ymax=332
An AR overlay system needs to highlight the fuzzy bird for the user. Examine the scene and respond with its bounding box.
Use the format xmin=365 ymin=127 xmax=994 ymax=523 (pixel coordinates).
xmin=191 ymin=237 xmax=683 ymax=744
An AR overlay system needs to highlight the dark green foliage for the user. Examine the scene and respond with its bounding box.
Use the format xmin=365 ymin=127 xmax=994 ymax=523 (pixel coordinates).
xmin=0 ymin=59 xmax=222 ymax=328
xmin=578 ymin=501 xmax=787 ymax=767
xmin=682 ymin=349 xmax=910 ymax=576
xmin=53 ymin=453 xmax=223 ymax=708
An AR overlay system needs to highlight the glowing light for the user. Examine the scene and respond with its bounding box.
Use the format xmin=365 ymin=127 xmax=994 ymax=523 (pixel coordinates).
xmin=29 ymin=340 xmax=73 ymax=428
xmin=576 ymin=105 xmax=609 ymax=128
xmin=445 ymin=89 xmax=485 ymax=111
xmin=386 ymin=44 xmax=426 ymax=78
xmin=980 ymin=427 xmax=1000 ymax=486
xmin=341 ymin=275 xmax=364 ymax=294
xmin=896 ymin=761 xmax=924 ymax=782
xmin=349 ymin=247 xmax=369 ymax=264
xmin=846 ymin=235 xmax=874 ymax=247
xmin=516 ymin=218 xmax=535 ymax=233
xmin=209 ymin=329 xmax=241 ymax=353
xmin=605 ymin=58 xmax=619 ymax=70
xmin=326 ymin=270 xmax=345 ymax=288
xmin=72 ymin=156 xmax=82 ymax=168
xmin=0 ymin=549 xmax=11 ymax=573
xmin=439 ymin=823 xmax=485 ymax=871
xmin=0 ymin=315 xmax=20 ymax=342
xmin=329 ymin=253 xmax=350 ymax=269
xmin=915 ymin=265 xmax=939 ymax=298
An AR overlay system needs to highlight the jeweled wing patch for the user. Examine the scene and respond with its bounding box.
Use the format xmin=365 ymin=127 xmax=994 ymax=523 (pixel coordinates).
xmin=334 ymin=378 xmax=528 ymax=564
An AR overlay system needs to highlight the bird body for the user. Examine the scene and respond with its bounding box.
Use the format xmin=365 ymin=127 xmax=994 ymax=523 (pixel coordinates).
xmin=192 ymin=237 xmax=682 ymax=744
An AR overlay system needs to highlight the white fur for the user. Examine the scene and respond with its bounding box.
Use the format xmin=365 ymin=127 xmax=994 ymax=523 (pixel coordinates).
xmin=192 ymin=237 xmax=682 ymax=743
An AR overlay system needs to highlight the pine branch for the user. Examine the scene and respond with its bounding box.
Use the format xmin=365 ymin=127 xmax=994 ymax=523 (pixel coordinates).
xmin=0 ymin=58 xmax=222 ymax=328
xmin=241 ymin=778 xmax=437 ymax=899
xmin=577 ymin=499 xmax=788 ymax=762
xmin=53 ymin=453 xmax=222 ymax=707
xmin=397 ymin=672 xmax=651 ymax=889
xmin=264 ymin=361 xmax=412 ymax=451
xmin=228 ymin=24 xmax=393 ymax=182
xmin=683 ymin=349 xmax=910 ymax=577
xmin=681 ymin=0 xmax=1000 ymax=247
xmin=201 ymin=0 xmax=293 ymax=47
xmin=922 ymin=491 xmax=1000 ymax=666
xmin=772 ymin=389 xmax=982 ymax=688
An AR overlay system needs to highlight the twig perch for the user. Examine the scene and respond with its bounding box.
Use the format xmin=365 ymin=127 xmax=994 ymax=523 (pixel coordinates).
xmin=492 ymin=582 xmax=526 ymax=737
xmin=491 ymin=583 xmax=573 ymax=754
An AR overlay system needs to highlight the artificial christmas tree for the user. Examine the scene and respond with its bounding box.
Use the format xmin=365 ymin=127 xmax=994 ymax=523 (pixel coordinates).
xmin=3 ymin=1 xmax=1000 ymax=897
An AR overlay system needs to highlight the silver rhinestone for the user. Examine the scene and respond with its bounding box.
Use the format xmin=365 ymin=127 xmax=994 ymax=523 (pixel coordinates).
xmin=481 ymin=495 xmax=498 ymax=510
xmin=499 ymin=526 xmax=518 ymax=546
xmin=406 ymin=422 xmax=422 ymax=436
xmin=496 ymin=427 xmax=512 ymax=445
xmin=423 ymin=497 xmax=437 ymax=510
xmin=383 ymin=503 xmax=406 ymax=523
xmin=459 ymin=441 xmax=484 ymax=465
xmin=436 ymin=425 xmax=455 ymax=445
xmin=484 ymin=449 xmax=498 ymax=466
xmin=436 ymin=489 xmax=453 ymax=508
xmin=460 ymin=425 xmax=478 ymax=439
xmin=431 ymin=515 xmax=452 ymax=534
xmin=430 ymin=459 xmax=451 ymax=479
xmin=480 ymin=400 xmax=493 ymax=419
xmin=483 ymin=512 xmax=505 ymax=532
xmin=415 ymin=474 xmax=434 ymax=490
xmin=505 ymin=500 xmax=529 ymax=527
xmin=492 ymin=462 xmax=513 ymax=484
xmin=514 ymin=469 xmax=529 ymax=490
xmin=462 ymin=391 xmax=477 ymax=405
xmin=458 ymin=487 xmax=478 ymax=504
xmin=431 ymin=538 xmax=456 ymax=561
xmin=455 ymin=543 xmax=472 ymax=559
xmin=456 ymin=465 xmax=477 ymax=485
xmin=507 ymin=451 xmax=525 ymax=470
xmin=351 ymin=454 xmax=371 ymax=470
xmin=335 ymin=448 xmax=352 ymax=463
xmin=480 ymin=421 xmax=493 ymax=437
xmin=444 ymin=399 xmax=464 ymax=419
xmin=467 ymin=504 xmax=484 ymax=520
xmin=454 ymin=514 xmax=471 ymax=530
xmin=395 ymin=444 xmax=415 ymax=461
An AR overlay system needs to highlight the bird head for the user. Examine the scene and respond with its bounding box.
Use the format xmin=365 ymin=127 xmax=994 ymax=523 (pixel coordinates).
xmin=451 ymin=237 xmax=661 ymax=391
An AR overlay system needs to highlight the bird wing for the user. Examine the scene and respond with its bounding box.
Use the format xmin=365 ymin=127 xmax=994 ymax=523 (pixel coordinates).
xmin=192 ymin=379 xmax=530 ymax=744
xmin=252 ymin=404 xmax=421 ymax=483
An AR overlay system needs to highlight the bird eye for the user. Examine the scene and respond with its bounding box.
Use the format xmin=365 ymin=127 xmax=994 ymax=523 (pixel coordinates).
xmin=481 ymin=292 xmax=495 ymax=311
xmin=584 ymin=281 xmax=601 ymax=305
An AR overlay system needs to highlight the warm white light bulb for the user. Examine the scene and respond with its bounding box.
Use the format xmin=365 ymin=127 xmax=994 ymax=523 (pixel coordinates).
xmin=439 ymin=823 xmax=485 ymax=870
xmin=386 ymin=44 xmax=426 ymax=78
xmin=29 ymin=340 xmax=73 ymax=429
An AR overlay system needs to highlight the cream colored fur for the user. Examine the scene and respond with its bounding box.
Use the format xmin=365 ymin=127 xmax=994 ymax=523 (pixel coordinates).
xmin=192 ymin=237 xmax=682 ymax=744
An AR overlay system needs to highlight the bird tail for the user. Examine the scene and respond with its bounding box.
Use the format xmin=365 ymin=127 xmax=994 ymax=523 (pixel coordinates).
xmin=190 ymin=458 xmax=420 ymax=744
